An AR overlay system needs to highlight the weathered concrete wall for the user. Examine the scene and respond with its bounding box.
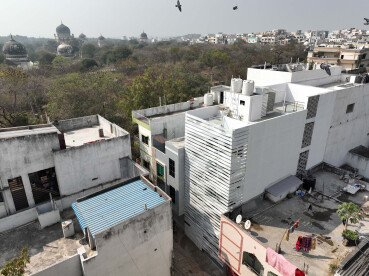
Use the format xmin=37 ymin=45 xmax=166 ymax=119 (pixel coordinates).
xmin=32 ymin=254 xmax=83 ymax=276
xmin=53 ymin=136 xmax=131 ymax=196
xmin=324 ymin=85 xmax=369 ymax=167
xmin=56 ymin=115 xmax=99 ymax=132
xmin=347 ymin=153 xmax=369 ymax=179
xmin=0 ymin=133 xmax=60 ymax=213
xmin=0 ymin=203 xmax=6 ymax=218
xmin=98 ymin=115 xmax=128 ymax=137
xmin=82 ymin=201 xmax=172 ymax=276
xmin=0 ymin=208 xmax=37 ymax=233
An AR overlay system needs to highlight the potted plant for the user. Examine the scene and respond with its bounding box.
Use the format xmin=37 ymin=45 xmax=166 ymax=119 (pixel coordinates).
xmin=342 ymin=230 xmax=359 ymax=246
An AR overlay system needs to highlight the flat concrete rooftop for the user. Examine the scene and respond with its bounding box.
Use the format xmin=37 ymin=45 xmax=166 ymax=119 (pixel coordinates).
xmin=229 ymin=170 xmax=369 ymax=276
xmin=167 ymin=137 xmax=185 ymax=149
xmin=64 ymin=125 xmax=115 ymax=147
xmin=0 ymin=208 xmax=92 ymax=275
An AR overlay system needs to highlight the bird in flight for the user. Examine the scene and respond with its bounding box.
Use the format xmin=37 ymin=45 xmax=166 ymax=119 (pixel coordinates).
xmin=320 ymin=63 xmax=331 ymax=76
xmin=176 ymin=0 xmax=182 ymax=12
xmin=364 ymin=18 xmax=369 ymax=25
xmin=233 ymin=5 xmax=238 ymax=10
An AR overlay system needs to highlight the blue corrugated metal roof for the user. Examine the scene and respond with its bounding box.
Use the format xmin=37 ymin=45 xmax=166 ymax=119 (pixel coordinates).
xmin=72 ymin=179 xmax=166 ymax=236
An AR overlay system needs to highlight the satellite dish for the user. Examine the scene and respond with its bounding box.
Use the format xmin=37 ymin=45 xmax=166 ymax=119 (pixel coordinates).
xmin=244 ymin=220 xmax=251 ymax=230
xmin=236 ymin=214 xmax=242 ymax=224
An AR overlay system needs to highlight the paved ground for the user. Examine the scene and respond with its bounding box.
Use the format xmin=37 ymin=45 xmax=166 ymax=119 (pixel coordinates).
xmin=173 ymin=226 xmax=223 ymax=276
xmin=0 ymin=209 xmax=91 ymax=275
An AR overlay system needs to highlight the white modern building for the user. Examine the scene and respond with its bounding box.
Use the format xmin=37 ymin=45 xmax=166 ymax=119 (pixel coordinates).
xmin=247 ymin=64 xmax=369 ymax=177
xmin=0 ymin=115 xmax=144 ymax=233
xmin=184 ymin=82 xmax=307 ymax=262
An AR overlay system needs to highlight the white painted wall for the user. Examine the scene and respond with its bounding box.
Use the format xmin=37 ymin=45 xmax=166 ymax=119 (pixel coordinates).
xmin=165 ymin=140 xmax=185 ymax=216
xmin=305 ymin=92 xmax=337 ymax=169
xmin=247 ymin=68 xmax=292 ymax=86
xmin=244 ymin=110 xmax=307 ymax=200
xmin=324 ymin=84 xmax=369 ymax=167
xmin=53 ymin=136 xmax=131 ymax=196
xmin=82 ymin=201 xmax=172 ymax=276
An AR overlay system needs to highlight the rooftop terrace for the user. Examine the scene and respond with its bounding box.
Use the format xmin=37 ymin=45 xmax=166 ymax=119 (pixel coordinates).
xmin=227 ymin=170 xmax=369 ymax=276
xmin=0 ymin=208 xmax=92 ymax=275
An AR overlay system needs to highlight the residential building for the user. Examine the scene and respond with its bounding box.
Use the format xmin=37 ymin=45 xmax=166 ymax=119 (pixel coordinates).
xmin=69 ymin=176 xmax=172 ymax=276
xmin=247 ymin=63 xmax=369 ymax=178
xmin=132 ymin=98 xmax=204 ymax=219
xmin=0 ymin=115 xmax=142 ymax=233
xmin=219 ymin=170 xmax=369 ymax=276
xmin=307 ymin=45 xmax=369 ymax=71
xmin=184 ymin=86 xmax=307 ymax=262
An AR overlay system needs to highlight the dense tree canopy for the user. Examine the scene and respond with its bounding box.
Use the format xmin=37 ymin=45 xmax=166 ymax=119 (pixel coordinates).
xmin=0 ymin=39 xmax=308 ymax=137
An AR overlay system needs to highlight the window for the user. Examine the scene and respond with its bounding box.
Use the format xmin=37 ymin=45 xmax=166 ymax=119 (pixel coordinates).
xmin=169 ymin=159 xmax=175 ymax=178
xmin=240 ymin=100 xmax=245 ymax=106
xmin=242 ymin=252 xmax=264 ymax=276
xmin=143 ymin=160 xmax=150 ymax=170
xmin=157 ymin=162 xmax=164 ymax=177
xmin=360 ymin=64 xmax=365 ymax=68
xmin=141 ymin=135 xmax=149 ymax=145
xmin=346 ymin=103 xmax=355 ymax=114
xmin=341 ymin=55 xmax=344 ymax=59
xmin=170 ymin=185 xmax=176 ymax=204
xmin=363 ymin=53 xmax=367 ymax=59
xmin=0 ymin=192 xmax=3 ymax=203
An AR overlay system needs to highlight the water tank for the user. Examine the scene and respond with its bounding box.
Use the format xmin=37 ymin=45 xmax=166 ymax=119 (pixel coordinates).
xmin=204 ymin=93 xmax=213 ymax=106
xmin=231 ymin=78 xmax=243 ymax=93
xmin=242 ymin=80 xmax=254 ymax=96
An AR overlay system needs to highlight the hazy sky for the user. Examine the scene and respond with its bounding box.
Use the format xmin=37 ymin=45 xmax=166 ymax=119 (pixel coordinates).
xmin=1 ymin=0 xmax=369 ymax=38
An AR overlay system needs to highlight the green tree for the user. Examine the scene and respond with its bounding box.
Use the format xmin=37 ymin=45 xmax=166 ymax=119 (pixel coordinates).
xmin=52 ymin=56 xmax=72 ymax=72
xmin=337 ymin=202 xmax=363 ymax=231
xmin=200 ymin=50 xmax=230 ymax=68
xmin=46 ymin=72 xmax=124 ymax=121
xmin=43 ymin=40 xmax=58 ymax=53
xmin=1 ymin=247 xmax=30 ymax=276
xmin=79 ymin=59 xmax=98 ymax=71
xmin=36 ymin=50 xmax=56 ymax=65
xmin=81 ymin=43 xmax=97 ymax=58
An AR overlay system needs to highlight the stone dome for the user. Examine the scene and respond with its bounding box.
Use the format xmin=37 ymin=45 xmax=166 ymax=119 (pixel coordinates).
xmin=57 ymin=43 xmax=73 ymax=57
xmin=140 ymin=31 xmax=148 ymax=39
xmin=2 ymin=36 xmax=27 ymax=56
xmin=56 ymin=23 xmax=71 ymax=36
xmin=79 ymin=33 xmax=86 ymax=39
xmin=98 ymin=35 xmax=105 ymax=41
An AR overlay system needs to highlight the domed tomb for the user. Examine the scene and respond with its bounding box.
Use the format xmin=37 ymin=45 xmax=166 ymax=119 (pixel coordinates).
xmin=2 ymin=35 xmax=29 ymax=63
xmin=57 ymin=43 xmax=74 ymax=58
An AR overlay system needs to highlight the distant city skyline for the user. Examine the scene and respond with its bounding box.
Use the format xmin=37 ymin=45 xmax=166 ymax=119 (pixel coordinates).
xmin=1 ymin=0 xmax=369 ymax=39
